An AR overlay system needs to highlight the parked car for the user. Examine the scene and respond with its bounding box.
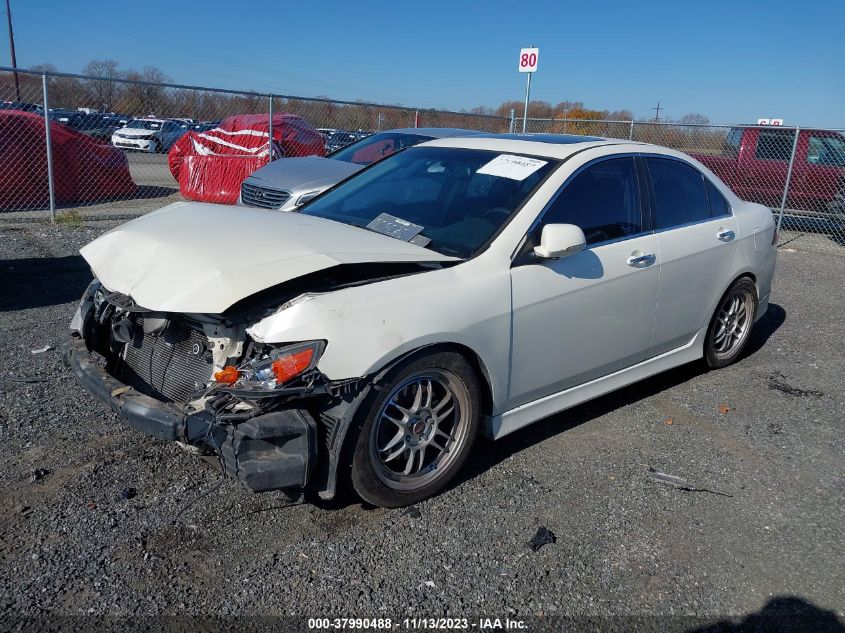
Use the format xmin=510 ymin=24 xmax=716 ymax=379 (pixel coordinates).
xmin=316 ymin=127 xmax=337 ymax=140
xmin=690 ymin=127 xmax=845 ymax=218
xmin=0 ymin=100 xmax=43 ymax=113
xmin=111 ymin=118 xmax=186 ymax=152
xmin=324 ymin=130 xmax=359 ymax=153
xmin=187 ymin=121 xmax=219 ymax=132
xmin=67 ymin=134 xmax=777 ymax=507
xmin=61 ymin=113 xmax=130 ymax=142
xmin=239 ymin=128 xmax=480 ymax=210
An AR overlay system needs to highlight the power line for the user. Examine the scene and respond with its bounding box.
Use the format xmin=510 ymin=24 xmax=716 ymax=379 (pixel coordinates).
xmin=651 ymin=100 xmax=662 ymax=122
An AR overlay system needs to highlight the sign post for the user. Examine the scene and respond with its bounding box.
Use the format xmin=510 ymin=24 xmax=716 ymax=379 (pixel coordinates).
xmin=518 ymin=47 xmax=538 ymax=133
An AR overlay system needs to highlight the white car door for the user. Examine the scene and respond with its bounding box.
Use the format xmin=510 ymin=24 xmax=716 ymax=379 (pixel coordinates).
xmin=644 ymin=157 xmax=739 ymax=356
xmin=508 ymin=157 xmax=660 ymax=409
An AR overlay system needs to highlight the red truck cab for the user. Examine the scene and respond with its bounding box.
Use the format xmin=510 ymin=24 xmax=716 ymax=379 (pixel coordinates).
xmin=692 ymin=127 xmax=845 ymax=217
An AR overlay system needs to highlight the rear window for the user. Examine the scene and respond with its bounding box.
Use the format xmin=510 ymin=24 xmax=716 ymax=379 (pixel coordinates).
xmin=755 ymin=130 xmax=793 ymax=161
xmin=647 ymin=157 xmax=711 ymax=229
xmin=705 ymin=178 xmax=731 ymax=217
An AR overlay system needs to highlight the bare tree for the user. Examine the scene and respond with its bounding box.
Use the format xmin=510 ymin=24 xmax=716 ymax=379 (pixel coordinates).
xmin=678 ymin=113 xmax=710 ymax=125
xmin=82 ymin=59 xmax=122 ymax=111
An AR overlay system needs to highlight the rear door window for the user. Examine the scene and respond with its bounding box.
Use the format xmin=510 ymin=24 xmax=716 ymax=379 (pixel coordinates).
xmin=646 ymin=157 xmax=711 ymax=229
xmin=540 ymin=157 xmax=643 ymax=245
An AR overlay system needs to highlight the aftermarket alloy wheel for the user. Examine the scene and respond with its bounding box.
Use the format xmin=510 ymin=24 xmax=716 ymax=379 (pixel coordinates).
xmin=705 ymin=277 xmax=758 ymax=369
xmin=350 ymin=351 xmax=480 ymax=508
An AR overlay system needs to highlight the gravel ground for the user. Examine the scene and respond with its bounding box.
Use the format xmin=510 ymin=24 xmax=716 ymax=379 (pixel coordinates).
xmin=0 ymin=221 xmax=843 ymax=631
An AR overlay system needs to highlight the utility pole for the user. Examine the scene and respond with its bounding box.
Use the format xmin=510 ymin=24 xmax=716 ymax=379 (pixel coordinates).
xmin=651 ymin=100 xmax=662 ymax=122
xmin=5 ymin=0 xmax=19 ymax=101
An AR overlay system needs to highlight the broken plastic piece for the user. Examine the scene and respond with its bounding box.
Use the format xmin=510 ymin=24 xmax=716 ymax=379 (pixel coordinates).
xmin=118 ymin=487 xmax=137 ymax=501
xmin=646 ymin=466 xmax=733 ymax=497
xmin=214 ymin=365 xmax=240 ymax=385
xmin=401 ymin=506 xmax=422 ymax=519
xmin=528 ymin=526 xmax=556 ymax=552
xmin=29 ymin=468 xmax=50 ymax=483
xmin=31 ymin=345 xmax=53 ymax=354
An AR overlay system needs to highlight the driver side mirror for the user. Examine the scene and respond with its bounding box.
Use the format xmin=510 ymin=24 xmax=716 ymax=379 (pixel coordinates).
xmin=533 ymin=224 xmax=587 ymax=259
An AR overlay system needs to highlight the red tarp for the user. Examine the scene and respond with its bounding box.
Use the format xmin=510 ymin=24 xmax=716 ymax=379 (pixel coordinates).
xmin=0 ymin=110 xmax=137 ymax=209
xmin=168 ymin=113 xmax=325 ymax=204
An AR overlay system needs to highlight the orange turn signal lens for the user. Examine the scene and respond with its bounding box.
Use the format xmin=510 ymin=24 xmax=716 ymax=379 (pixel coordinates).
xmin=213 ymin=365 xmax=240 ymax=385
xmin=271 ymin=348 xmax=315 ymax=384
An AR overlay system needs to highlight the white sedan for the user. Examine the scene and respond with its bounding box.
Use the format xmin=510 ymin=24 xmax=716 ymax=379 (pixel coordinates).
xmin=66 ymin=134 xmax=777 ymax=507
xmin=110 ymin=118 xmax=185 ymax=153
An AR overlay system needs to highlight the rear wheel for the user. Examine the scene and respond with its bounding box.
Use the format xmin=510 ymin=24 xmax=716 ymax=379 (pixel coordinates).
xmin=704 ymin=277 xmax=758 ymax=369
xmin=350 ymin=351 xmax=480 ymax=508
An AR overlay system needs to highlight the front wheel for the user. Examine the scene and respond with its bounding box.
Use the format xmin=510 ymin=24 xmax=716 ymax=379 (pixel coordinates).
xmin=704 ymin=277 xmax=758 ymax=369
xmin=350 ymin=351 xmax=481 ymax=508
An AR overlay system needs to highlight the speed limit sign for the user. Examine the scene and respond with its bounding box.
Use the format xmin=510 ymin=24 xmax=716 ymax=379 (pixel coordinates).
xmin=518 ymin=48 xmax=539 ymax=73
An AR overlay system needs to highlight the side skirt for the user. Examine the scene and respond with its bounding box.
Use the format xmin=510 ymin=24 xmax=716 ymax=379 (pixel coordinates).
xmin=490 ymin=327 xmax=707 ymax=439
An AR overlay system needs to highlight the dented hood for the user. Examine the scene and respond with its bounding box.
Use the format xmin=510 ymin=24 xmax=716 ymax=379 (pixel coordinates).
xmin=81 ymin=201 xmax=456 ymax=313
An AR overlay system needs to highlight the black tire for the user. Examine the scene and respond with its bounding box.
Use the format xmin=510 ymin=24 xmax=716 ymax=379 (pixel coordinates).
xmin=350 ymin=351 xmax=481 ymax=508
xmin=704 ymin=277 xmax=758 ymax=369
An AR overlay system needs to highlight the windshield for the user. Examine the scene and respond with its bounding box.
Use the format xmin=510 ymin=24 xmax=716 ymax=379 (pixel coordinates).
xmin=330 ymin=132 xmax=433 ymax=165
xmin=127 ymin=120 xmax=163 ymax=130
xmin=300 ymin=146 xmax=558 ymax=258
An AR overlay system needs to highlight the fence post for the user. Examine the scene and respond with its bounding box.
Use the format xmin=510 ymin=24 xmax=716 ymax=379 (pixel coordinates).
xmin=42 ymin=73 xmax=56 ymax=222
xmin=267 ymin=95 xmax=274 ymax=162
xmin=628 ymin=120 xmax=635 ymax=141
xmin=414 ymin=110 xmax=419 ymax=128
xmin=509 ymin=109 xmax=515 ymax=133
xmin=777 ymin=126 xmax=800 ymax=232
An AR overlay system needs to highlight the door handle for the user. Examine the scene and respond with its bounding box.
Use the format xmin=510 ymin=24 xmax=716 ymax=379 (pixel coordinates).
xmin=717 ymin=229 xmax=736 ymax=242
xmin=627 ymin=252 xmax=656 ymax=267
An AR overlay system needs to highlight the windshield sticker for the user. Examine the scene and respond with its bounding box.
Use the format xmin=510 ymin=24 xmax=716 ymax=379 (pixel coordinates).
xmin=366 ymin=213 xmax=425 ymax=242
xmin=477 ymin=154 xmax=548 ymax=181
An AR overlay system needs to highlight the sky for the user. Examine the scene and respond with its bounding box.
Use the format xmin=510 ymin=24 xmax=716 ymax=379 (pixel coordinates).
xmin=6 ymin=0 xmax=845 ymax=127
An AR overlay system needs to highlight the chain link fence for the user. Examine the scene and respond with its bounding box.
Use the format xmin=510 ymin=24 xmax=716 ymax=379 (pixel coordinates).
xmin=1 ymin=67 xmax=843 ymax=252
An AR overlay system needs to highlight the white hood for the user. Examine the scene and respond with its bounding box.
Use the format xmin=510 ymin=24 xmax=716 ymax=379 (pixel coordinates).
xmin=114 ymin=127 xmax=160 ymax=138
xmin=80 ymin=202 xmax=455 ymax=314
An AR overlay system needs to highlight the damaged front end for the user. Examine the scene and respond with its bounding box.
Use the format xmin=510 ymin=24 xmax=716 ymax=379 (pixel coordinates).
xmin=65 ymin=280 xmax=356 ymax=495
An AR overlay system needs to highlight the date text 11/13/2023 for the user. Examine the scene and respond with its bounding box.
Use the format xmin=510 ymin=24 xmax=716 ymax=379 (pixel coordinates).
xmin=307 ymin=617 xmax=528 ymax=630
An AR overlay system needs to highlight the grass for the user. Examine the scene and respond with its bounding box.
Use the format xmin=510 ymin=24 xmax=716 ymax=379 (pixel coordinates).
xmin=54 ymin=210 xmax=83 ymax=227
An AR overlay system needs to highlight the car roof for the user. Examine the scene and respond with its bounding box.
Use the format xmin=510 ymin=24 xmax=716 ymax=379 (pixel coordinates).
xmin=418 ymin=133 xmax=629 ymax=158
xmin=383 ymin=127 xmax=483 ymax=138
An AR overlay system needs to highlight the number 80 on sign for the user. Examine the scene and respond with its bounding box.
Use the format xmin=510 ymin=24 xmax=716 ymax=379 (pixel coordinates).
xmin=519 ymin=48 xmax=539 ymax=73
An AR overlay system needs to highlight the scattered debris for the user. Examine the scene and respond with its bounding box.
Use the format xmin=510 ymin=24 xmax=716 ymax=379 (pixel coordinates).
xmin=527 ymin=526 xmax=556 ymax=552
xmin=29 ymin=468 xmax=50 ymax=483
xmin=718 ymin=404 xmax=733 ymax=415
xmin=646 ymin=466 xmax=733 ymax=497
xmin=401 ymin=505 xmax=422 ymax=519
xmin=110 ymin=386 xmax=130 ymax=397
xmin=3 ymin=376 xmax=49 ymax=384
xmin=419 ymin=580 xmax=436 ymax=589
xmin=768 ymin=373 xmax=824 ymax=398
xmin=86 ymin=501 xmax=97 ymax=510
xmin=767 ymin=422 xmax=784 ymax=436
xmin=17 ymin=505 xmax=34 ymax=516
xmin=118 ymin=487 xmax=137 ymax=501
xmin=665 ymin=418 xmax=674 ymax=426
xmin=30 ymin=345 xmax=53 ymax=354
